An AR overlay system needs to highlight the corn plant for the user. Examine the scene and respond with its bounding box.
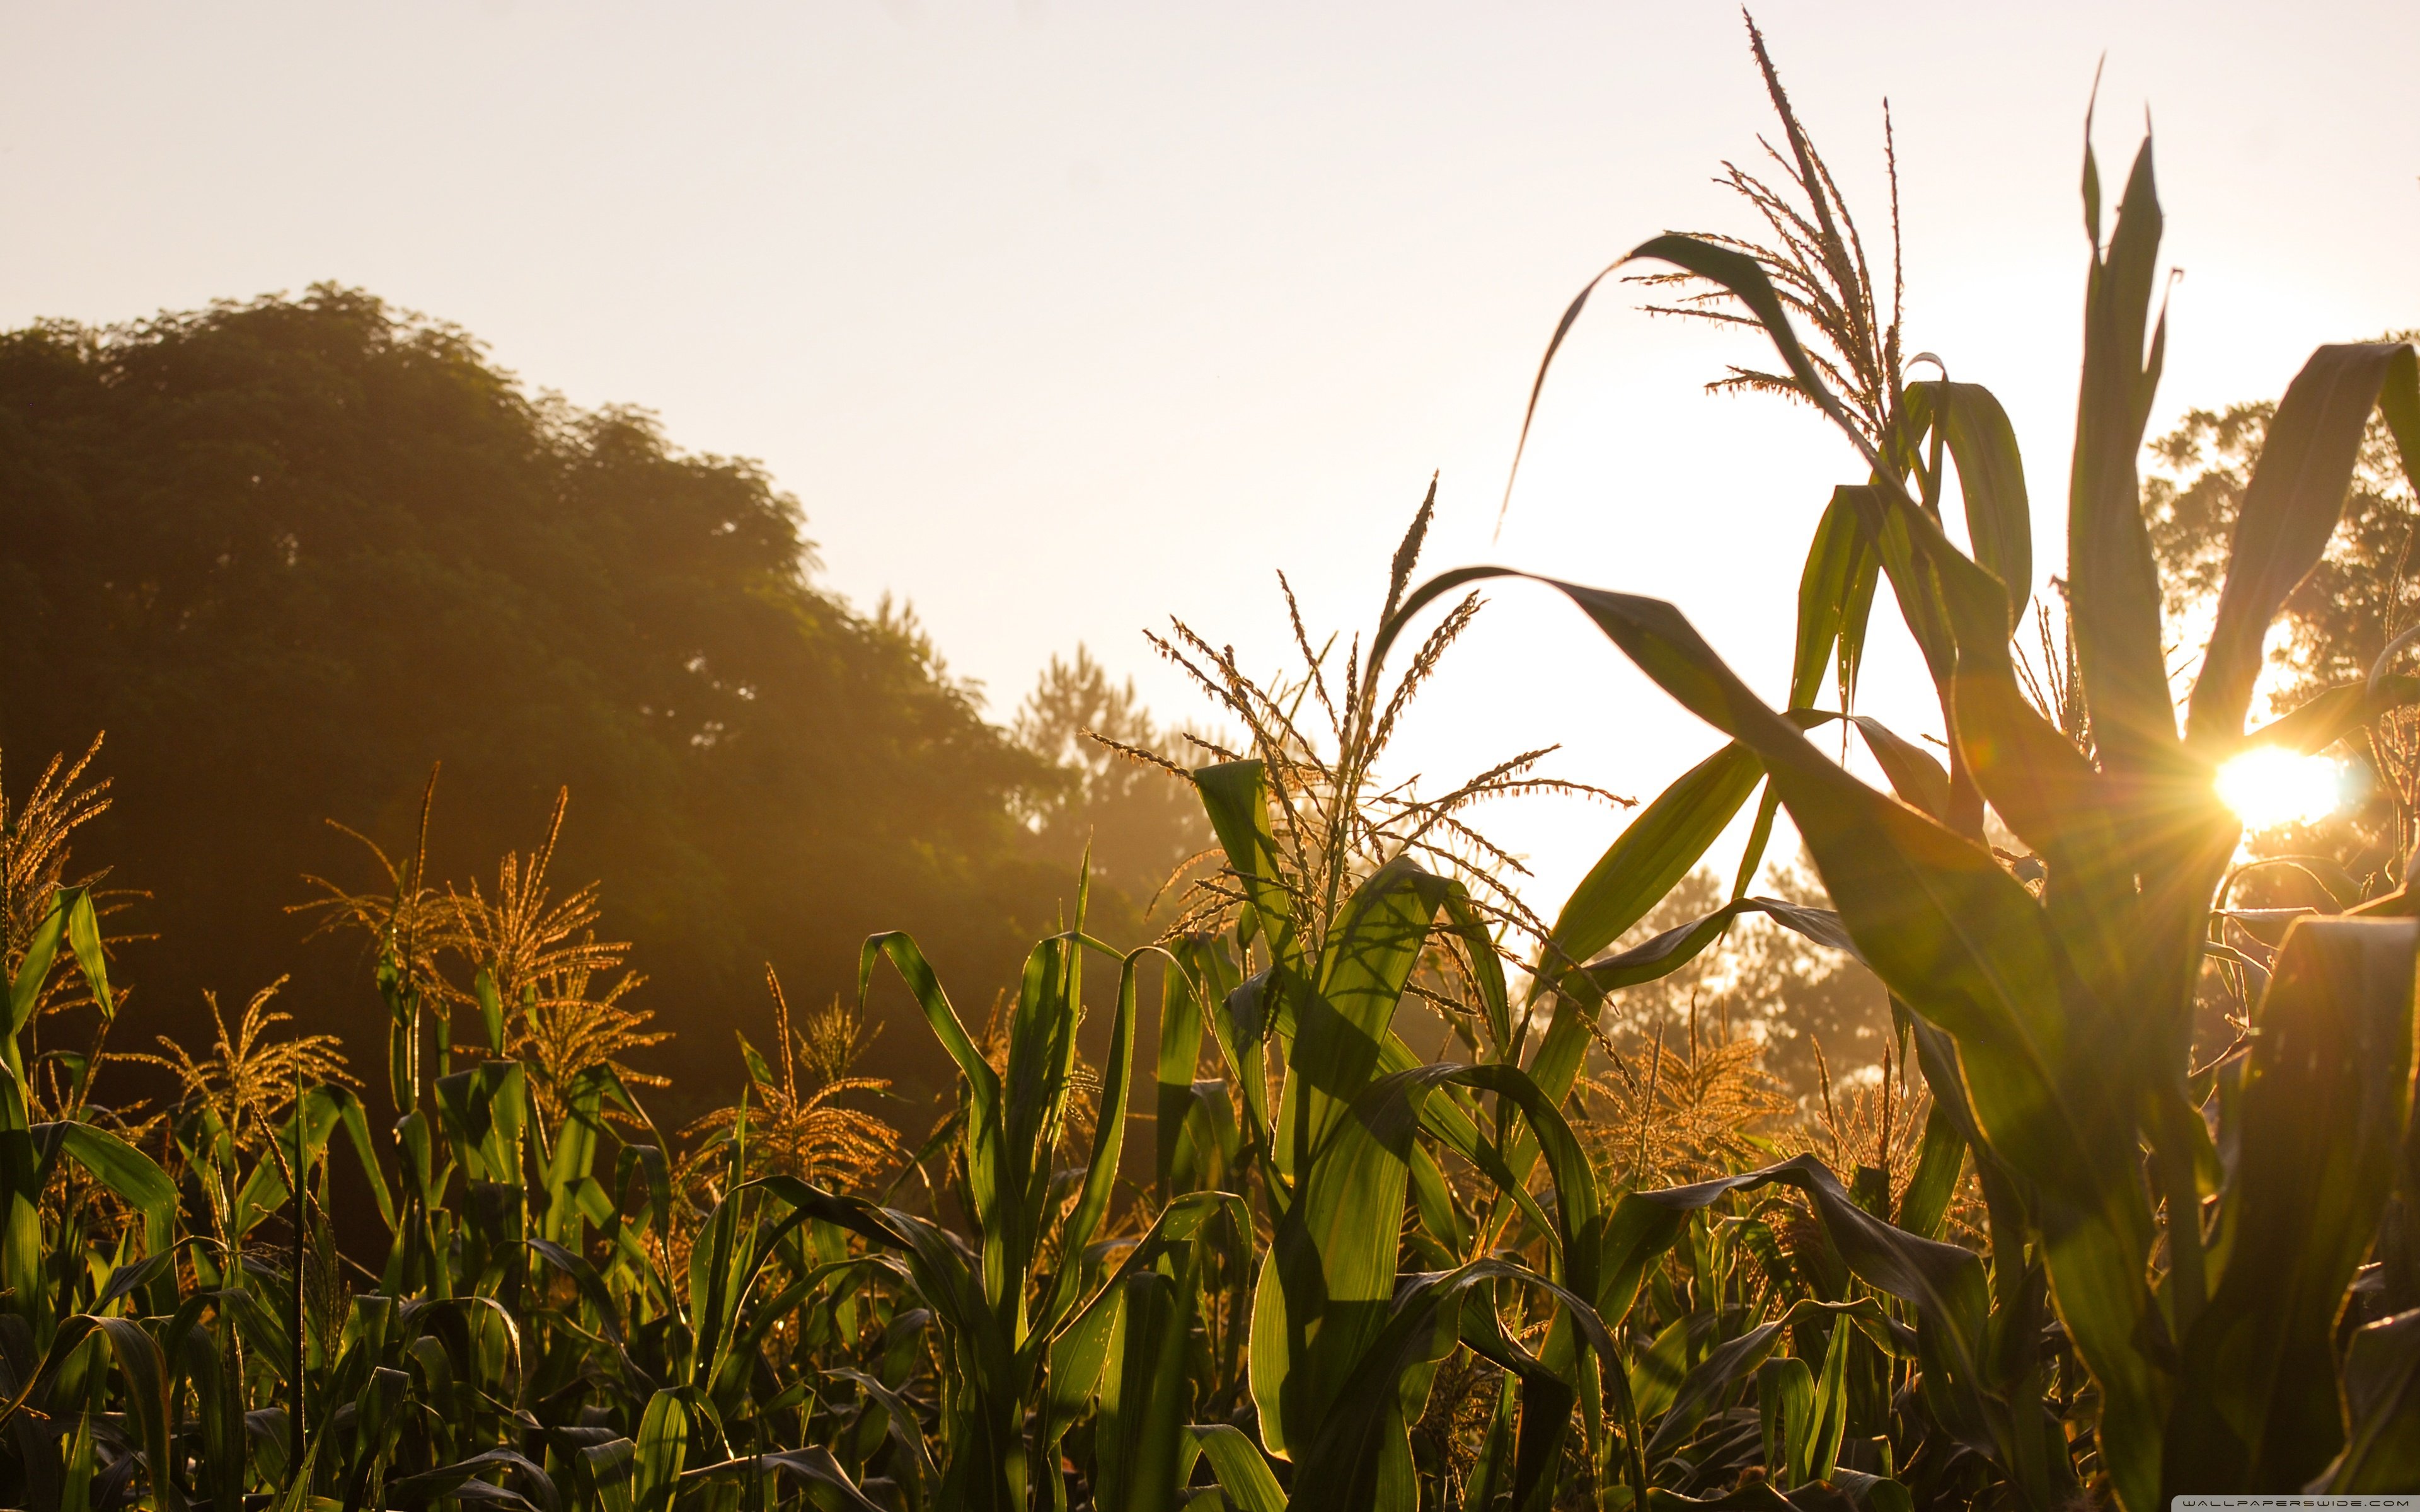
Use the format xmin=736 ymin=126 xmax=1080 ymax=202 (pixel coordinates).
xmin=9 ymin=26 xmax=2420 ymax=1512
xmin=1378 ymin=98 xmax=2420 ymax=1508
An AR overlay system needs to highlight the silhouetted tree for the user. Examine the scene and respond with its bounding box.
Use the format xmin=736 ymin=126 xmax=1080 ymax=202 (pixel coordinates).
xmin=1011 ymin=645 xmax=1213 ymax=922
xmin=0 ymin=285 xmax=1118 ymax=1109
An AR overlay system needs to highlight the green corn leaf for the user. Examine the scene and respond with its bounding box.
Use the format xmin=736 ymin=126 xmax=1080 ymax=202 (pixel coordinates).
xmin=858 ymin=929 xmax=1008 ymax=1310
xmin=1455 ymin=1305 xmax=1577 ymax=1512
xmin=1405 ymin=1140 xmax=1466 ymax=1261
xmin=1731 ymin=781 xmax=1784 ymax=904
xmin=527 ymin=1236 xmax=642 ymax=1351
xmin=2248 ymin=674 xmax=2420 ymax=755
xmin=2066 ymin=130 xmax=2174 ymax=776
xmin=1193 ymin=761 xmax=1308 ymax=997
xmin=1155 ymin=949 xmax=1208 ymax=1199
xmin=1623 ymin=235 xmax=1887 ymax=477
xmin=5 ymin=896 xmax=66 ymax=1048
xmin=50 ymin=1123 xmax=176 ymax=1263
xmin=231 ymin=1084 xmax=389 ymax=1238
xmin=1046 ymin=1193 xmax=1253 ymax=1508
xmin=1842 ymin=467 xmax=2148 ymax=1033
xmin=2164 ymin=918 xmax=2417 ymax=1493
xmin=1905 ymin=380 xmax=2032 ymax=624
xmin=1791 ymin=491 xmax=1877 ymax=711
xmin=383 ymin=1448 xmax=556 ymax=1511
xmin=1295 ymin=859 xmax=1460 ymax=1157
xmin=998 ymin=931 xmax=1091 ymax=1320
xmin=473 ymin=968 xmax=505 ymax=1055
xmin=829 ymin=1366 xmax=938 ymax=1509
xmin=266 ymin=1429 xmax=324 ymax=1512
xmin=1436 ymin=883 xmax=1512 ymax=1057
xmin=575 ymin=1438 xmax=635 ymax=1512
xmin=749 ymin=1175 xmax=1063 ymax=1512
xmin=1257 ymin=1056 xmax=1596 ymax=1476
xmin=540 ymin=1067 xmax=611 ymax=1246
xmin=1850 ymin=482 xmax=1963 ymax=702
xmin=1032 ymin=943 xmax=1151 ymax=1338
xmin=1521 ymin=738 xmax=1765 ymax=1119
xmin=2189 ymin=343 xmax=2420 ymax=745
xmin=1577 ymin=895 xmax=1858 ymax=997
xmin=1405 ymin=1062 xmax=1601 ymax=1294
xmin=1535 ymin=741 xmax=1764 ymax=992
xmin=1843 ymin=716 xmax=1952 ymax=822
xmin=1095 ymin=1251 xmax=1200 ymax=1512
xmin=1646 ymin=1297 xmax=1896 ymax=1460
xmin=59 ymin=1404 xmax=94 ymax=1512
xmin=631 ymin=1389 xmax=688 ymax=1512
xmin=1808 ymin=1310 xmax=1854 ymax=1484
xmin=1252 ymin=862 xmax=1534 ymax=1458
xmin=1184 ymin=1424 xmax=1286 ymax=1512
xmin=680 ymin=1448 xmax=890 ymax=1512
xmin=1627 ymin=1314 xmax=1693 ymax=1424
xmin=220 ymin=1282 xmax=295 ymax=1378
xmin=1383 ymin=562 xmax=2168 ymax=1508
xmin=60 ymin=889 xmax=114 ymax=1022
xmin=1599 ymin=1156 xmax=1998 ymax=1465
xmin=342 ymin=1363 xmax=411 ymax=1509
xmin=1758 ymin=1354 xmax=1817 ymax=1488
xmin=2312 ymin=1307 xmax=2420 ymax=1492
xmin=0 ymin=1314 xmax=176 ymax=1512
xmin=1894 ymin=1101 xmax=1966 ymax=1241
xmin=1251 ymin=1062 xmax=1420 ymax=1457
xmin=1059 ymin=1191 xmax=1250 ymax=1353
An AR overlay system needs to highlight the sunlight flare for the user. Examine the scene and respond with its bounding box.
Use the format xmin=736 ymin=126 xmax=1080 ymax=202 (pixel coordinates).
xmin=2214 ymin=746 xmax=2346 ymax=830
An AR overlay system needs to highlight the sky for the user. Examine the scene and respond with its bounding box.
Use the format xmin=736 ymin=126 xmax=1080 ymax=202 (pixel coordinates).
xmin=3 ymin=1 xmax=2414 ymax=916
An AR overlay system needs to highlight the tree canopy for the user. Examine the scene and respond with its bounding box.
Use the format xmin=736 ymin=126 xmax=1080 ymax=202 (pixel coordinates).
xmin=0 ymin=285 xmax=1154 ymax=1108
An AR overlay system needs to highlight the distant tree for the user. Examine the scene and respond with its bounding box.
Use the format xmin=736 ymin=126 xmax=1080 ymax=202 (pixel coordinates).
xmin=0 ymin=285 xmax=1119 ymax=1110
xmin=1011 ymin=646 xmax=1213 ymax=921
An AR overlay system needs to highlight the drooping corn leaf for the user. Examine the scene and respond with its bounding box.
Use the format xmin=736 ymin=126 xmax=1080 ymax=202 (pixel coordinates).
xmin=1904 ymin=379 xmax=2032 ymax=624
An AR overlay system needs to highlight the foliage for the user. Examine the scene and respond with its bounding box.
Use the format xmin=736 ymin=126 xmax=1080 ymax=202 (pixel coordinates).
xmin=1011 ymin=646 xmax=1215 ymax=920
xmin=1 ymin=18 xmax=2416 ymax=1512
xmin=1374 ymin=15 xmax=2420 ymax=1504
xmin=0 ymin=286 xmax=1107 ymax=1106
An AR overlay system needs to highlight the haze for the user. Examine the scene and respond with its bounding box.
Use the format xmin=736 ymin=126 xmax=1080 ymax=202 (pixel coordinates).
xmin=6 ymin=0 xmax=2413 ymax=907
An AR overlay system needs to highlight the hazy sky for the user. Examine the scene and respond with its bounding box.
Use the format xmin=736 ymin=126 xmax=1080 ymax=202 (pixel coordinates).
xmin=4 ymin=1 xmax=2414 ymax=910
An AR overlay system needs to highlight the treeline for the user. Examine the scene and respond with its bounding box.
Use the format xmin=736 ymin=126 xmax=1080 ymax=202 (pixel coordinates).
xmin=0 ymin=285 xmax=1202 ymax=1111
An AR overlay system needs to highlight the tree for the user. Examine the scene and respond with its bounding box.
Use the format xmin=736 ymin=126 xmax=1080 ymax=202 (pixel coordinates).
xmin=0 ymin=286 xmax=1110 ymax=1109
xmin=1010 ymin=644 xmax=1213 ymax=922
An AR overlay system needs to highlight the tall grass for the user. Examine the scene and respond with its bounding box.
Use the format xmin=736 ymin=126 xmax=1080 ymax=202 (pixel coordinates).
xmin=1 ymin=21 xmax=2416 ymax=1512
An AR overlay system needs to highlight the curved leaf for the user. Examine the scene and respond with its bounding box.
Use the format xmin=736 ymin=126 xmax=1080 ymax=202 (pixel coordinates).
xmin=2165 ymin=919 xmax=2418 ymax=1493
xmin=1906 ymin=379 xmax=2032 ymax=623
xmin=2190 ymin=343 xmax=2420 ymax=744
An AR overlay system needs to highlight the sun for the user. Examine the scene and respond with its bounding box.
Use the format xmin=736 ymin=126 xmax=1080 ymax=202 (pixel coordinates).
xmin=2213 ymin=747 xmax=2346 ymax=831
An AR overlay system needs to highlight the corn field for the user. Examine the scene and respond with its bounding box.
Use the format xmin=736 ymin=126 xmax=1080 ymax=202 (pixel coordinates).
xmin=5 ymin=32 xmax=2420 ymax=1512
